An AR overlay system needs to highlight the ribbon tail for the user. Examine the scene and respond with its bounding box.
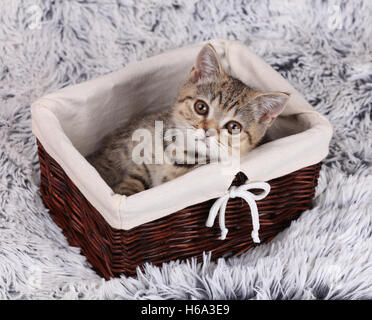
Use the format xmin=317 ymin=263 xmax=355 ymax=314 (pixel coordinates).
xmin=218 ymin=198 xmax=229 ymax=240
xmin=241 ymin=194 xmax=261 ymax=243
xmin=206 ymin=196 xmax=227 ymax=228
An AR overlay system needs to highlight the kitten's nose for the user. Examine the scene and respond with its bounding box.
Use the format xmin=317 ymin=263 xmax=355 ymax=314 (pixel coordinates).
xmin=204 ymin=128 xmax=218 ymax=137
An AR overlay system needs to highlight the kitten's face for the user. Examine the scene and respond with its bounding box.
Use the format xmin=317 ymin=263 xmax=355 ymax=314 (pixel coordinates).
xmin=171 ymin=44 xmax=290 ymax=161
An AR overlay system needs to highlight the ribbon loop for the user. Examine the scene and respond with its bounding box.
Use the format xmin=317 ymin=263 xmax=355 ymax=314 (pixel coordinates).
xmin=205 ymin=182 xmax=270 ymax=242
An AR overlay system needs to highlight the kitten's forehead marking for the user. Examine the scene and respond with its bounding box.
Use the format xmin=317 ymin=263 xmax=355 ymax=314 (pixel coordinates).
xmin=196 ymin=82 xmax=218 ymax=101
xmin=197 ymin=76 xmax=252 ymax=110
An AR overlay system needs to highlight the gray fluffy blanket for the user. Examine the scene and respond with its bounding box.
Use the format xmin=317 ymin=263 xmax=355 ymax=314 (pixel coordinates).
xmin=0 ymin=0 xmax=371 ymax=299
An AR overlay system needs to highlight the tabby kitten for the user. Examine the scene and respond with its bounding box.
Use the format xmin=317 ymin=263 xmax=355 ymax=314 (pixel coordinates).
xmin=87 ymin=44 xmax=290 ymax=196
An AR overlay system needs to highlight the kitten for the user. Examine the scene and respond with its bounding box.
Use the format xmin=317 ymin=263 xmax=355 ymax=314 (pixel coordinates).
xmin=87 ymin=44 xmax=290 ymax=196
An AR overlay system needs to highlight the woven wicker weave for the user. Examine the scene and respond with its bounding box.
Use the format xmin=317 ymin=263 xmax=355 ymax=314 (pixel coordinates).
xmin=37 ymin=139 xmax=321 ymax=279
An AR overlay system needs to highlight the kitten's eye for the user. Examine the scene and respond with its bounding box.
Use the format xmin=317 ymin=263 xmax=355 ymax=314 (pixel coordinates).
xmin=194 ymin=100 xmax=209 ymax=116
xmin=225 ymin=121 xmax=242 ymax=134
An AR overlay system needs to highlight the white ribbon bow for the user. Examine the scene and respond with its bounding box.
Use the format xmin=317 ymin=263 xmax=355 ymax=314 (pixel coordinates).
xmin=206 ymin=182 xmax=271 ymax=242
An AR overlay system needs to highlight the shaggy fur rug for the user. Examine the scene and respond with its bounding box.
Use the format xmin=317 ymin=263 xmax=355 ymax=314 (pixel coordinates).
xmin=0 ymin=0 xmax=371 ymax=300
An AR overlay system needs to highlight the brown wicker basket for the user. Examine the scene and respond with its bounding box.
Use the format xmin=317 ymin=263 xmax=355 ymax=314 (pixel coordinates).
xmin=37 ymin=139 xmax=321 ymax=279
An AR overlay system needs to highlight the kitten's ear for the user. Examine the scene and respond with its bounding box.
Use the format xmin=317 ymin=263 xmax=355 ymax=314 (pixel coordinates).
xmin=191 ymin=44 xmax=224 ymax=83
xmin=252 ymin=92 xmax=290 ymax=124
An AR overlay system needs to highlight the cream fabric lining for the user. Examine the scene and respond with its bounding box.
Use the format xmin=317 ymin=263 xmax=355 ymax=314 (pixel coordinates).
xmin=31 ymin=39 xmax=333 ymax=230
